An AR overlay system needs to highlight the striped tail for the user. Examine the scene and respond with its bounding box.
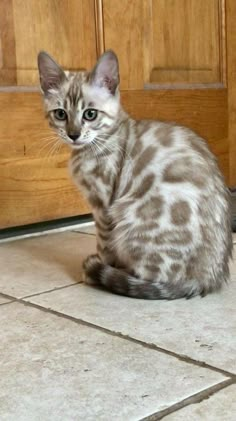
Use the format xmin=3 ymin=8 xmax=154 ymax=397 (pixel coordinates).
xmin=83 ymin=255 xmax=199 ymax=299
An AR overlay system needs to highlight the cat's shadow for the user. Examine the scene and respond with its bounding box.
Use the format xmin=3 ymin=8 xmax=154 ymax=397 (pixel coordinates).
xmin=12 ymin=234 xmax=96 ymax=283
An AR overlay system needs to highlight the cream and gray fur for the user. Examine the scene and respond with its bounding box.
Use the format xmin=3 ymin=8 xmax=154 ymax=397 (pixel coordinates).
xmin=38 ymin=50 xmax=232 ymax=299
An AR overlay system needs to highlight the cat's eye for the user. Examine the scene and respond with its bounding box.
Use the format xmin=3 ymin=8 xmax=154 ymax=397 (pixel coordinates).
xmin=54 ymin=109 xmax=67 ymax=121
xmin=83 ymin=109 xmax=97 ymax=121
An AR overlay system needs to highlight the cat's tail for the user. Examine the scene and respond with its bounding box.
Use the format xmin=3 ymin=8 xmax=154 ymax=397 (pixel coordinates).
xmin=83 ymin=255 xmax=199 ymax=300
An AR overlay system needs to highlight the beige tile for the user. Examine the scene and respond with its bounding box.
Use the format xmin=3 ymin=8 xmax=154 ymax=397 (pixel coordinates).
xmin=233 ymin=233 xmax=236 ymax=244
xmin=229 ymin=259 xmax=236 ymax=276
xmin=232 ymin=241 xmax=236 ymax=256
xmin=27 ymin=279 xmax=236 ymax=374
xmin=0 ymin=232 xmax=96 ymax=298
xmin=229 ymin=242 xmax=236 ymax=275
xmin=0 ymin=302 xmax=226 ymax=421
xmin=73 ymin=222 xmax=96 ymax=235
xmin=165 ymin=384 xmax=236 ymax=421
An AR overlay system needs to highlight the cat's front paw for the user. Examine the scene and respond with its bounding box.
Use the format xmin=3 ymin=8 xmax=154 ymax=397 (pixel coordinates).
xmin=82 ymin=254 xmax=102 ymax=285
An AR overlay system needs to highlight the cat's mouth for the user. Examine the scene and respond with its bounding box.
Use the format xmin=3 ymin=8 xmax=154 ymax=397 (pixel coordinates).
xmin=58 ymin=131 xmax=96 ymax=148
xmin=64 ymin=136 xmax=93 ymax=149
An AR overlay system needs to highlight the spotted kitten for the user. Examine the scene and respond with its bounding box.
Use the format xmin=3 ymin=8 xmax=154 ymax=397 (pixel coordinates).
xmin=38 ymin=50 xmax=232 ymax=299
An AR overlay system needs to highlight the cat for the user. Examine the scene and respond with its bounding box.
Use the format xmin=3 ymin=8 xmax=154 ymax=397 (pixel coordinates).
xmin=37 ymin=50 xmax=232 ymax=299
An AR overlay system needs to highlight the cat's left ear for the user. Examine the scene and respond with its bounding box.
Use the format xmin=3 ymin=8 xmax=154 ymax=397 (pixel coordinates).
xmin=90 ymin=50 xmax=119 ymax=95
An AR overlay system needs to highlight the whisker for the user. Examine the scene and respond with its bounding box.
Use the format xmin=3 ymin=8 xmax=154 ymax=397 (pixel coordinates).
xmin=95 ymin=137 xmax=133 ymax=176
xmin=26 ymin=135 xmax=59 ymax=155
xmin=95 ymin=135 xmax=131 ymax=160
xmin=47 ymin=139 xmax=61 ymax=160
xmin=37 ymin=139 xmax=60 ymax=158
xmin=36 ymin=138 xmax=62 ymax=179
xmin=91 ymin=140 xmax=105 ymax=161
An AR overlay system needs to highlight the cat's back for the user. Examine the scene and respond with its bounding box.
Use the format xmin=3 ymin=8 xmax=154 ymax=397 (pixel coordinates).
xmin=126 ymin=119 xmax=230 ymax=241
xmin=134 ymin=119 xmax=223 ymax=191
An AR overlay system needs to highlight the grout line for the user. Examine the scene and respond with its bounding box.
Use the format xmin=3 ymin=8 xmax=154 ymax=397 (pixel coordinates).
xmin=0 ymin=292 xmax=19 ymax=301
xmin=21 ymin=282 xmax=81 ymax=299
xmin=4 ymin=292 xmax=236 ymax=380
xmin=0 ymin=300 xmax=16 ymax=307
xmin=140 ymin=378 xmax=235 ymax=420
xmin=0 ymin=283 xmax=80 ymax=302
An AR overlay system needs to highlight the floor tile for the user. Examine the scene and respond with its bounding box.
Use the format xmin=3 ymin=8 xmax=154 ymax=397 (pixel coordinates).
xmin=229 ymin=241 xmax=236 ymax=276
xmin=229 ymin=258 xmax=236 ymax=275
xmin=233 ymin=233 xmax=236 ymax=244
xmin=164 ymin=384 xmax=236 ymax=421
xmin=0 ymin=302 xmax=226 ymax=421
xmin=0 ymin=232 xmax=95 ymax=298
xmin=27 ymin=278 xmax=236 ymax=374
xmin=73 ymin=223 xmax=95 ymax=235
xmin=0 ymin=295 xmax=11 ymax=305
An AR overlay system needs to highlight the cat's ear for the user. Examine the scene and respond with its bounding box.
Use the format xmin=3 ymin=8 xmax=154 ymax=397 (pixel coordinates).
xmin=90 ymin=50 xmax=119 ymax=95
xmin=37 ymin=51 xmax=66 ymax=94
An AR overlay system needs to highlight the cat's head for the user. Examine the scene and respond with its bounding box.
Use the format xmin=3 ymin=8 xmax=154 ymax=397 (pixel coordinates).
xmin=37 ymin=50 xmax=120 ymax=148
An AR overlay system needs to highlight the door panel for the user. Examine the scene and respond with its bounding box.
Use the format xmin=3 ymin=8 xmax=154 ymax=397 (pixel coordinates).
xmin=150 ymin=0 xmax=223 ymax=84
xmin=102 ymin=0 xmax=225 ymax=88
xmin=0 ymin=0 xmax=96 ymax=86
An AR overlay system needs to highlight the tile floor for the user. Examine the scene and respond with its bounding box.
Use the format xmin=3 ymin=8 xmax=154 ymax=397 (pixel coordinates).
xmin=0 ymin=224 xmax=235 ymax=421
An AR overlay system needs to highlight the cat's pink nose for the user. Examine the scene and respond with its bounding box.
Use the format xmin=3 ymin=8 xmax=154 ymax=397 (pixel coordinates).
xmin=68 ymin=134 xmax=80 ymax=141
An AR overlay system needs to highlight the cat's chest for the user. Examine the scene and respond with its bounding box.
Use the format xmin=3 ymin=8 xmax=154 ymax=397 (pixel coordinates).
xmin=70 ymin=154 xmax=115 ymax=208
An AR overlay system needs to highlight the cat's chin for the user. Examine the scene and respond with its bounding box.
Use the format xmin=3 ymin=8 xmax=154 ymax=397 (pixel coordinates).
xmin=59 ymin=137 xmax=91 ymax=149
xmin=69 ymin=141 xmax=92 ymax=149
xmin=70 ymin=144 xmax=84 ymax=149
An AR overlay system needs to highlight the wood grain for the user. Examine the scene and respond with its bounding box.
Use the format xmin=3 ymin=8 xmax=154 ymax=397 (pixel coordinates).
xmin=10 ymin=0 xmax=96 ymax=85
xmin=226 ymin=0 xmax=236 ymax=187
xmin=0 ymin=155 xmax=90 ymax=228
xmin=121 ymin=88 xmax=228 ymax=182
xmin=102 ymin=0 xmax=224 ymax=88
xmin=0 ymin=92 xmax=51 ymax=159
xmin=0 ymin=92 xmax=90 ymax=228
xmin=219 ymin=0 xmax=227 ymax=86
xmin=151 ymin=0 xmax=221 ymax=84
xmin=103 ymin=0 xmax=145 ymax=89
xmin=0 ymin=0 xmax=16 ymax=85
xmin=95 ymin=0 xmax=105 ymax=56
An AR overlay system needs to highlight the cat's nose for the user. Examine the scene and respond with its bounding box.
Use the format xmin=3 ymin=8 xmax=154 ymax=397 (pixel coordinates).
xmin=68 ymin=133 xmax=80 ymax=141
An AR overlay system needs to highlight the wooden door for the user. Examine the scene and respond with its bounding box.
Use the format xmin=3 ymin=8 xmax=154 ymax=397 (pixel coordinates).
xmin=0 ymin=0 xmax=94 ymax=229
xmin=0 ymin=0 xmax=235 ymax=229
